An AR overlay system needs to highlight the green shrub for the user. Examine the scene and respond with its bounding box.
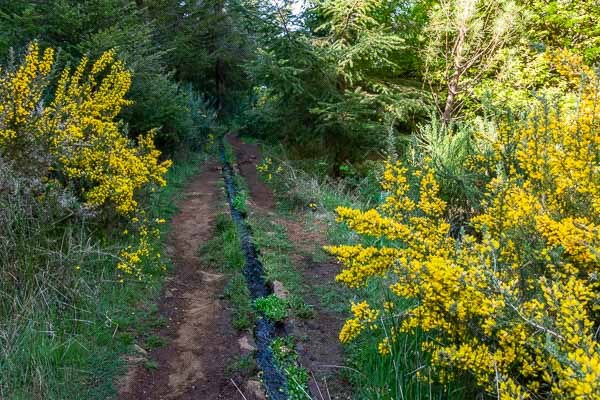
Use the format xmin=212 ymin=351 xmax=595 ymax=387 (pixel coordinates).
xmin=232 ymin=191 xmax=248 ymax=214
xmin=271 ymin=336 xmax=310 ymax=400
xmin=81 ymin=22 xmax=216 ymax=154
xmin=254 ymin=295 xmax=288 ymax=322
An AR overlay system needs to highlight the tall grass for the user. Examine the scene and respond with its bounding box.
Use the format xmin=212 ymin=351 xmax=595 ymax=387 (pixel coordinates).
xmin=255 ymin=142 xmax=470 ymax=399
xmin=0 ymin=154 xmax=203 ymax=399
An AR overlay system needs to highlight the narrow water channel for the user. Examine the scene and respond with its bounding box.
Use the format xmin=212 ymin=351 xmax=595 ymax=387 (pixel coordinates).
xmin=219 ymin=138 xmax=288 ymax=400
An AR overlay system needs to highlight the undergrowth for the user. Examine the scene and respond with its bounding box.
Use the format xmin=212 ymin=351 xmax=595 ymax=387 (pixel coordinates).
xmin=200 ymin=213 xmax=245 ymax=272
xmin=271 ymin=336 xmax=310 ymax=400
xmin=248 ymin=212 xmax=313 ymax=320
xmin=0 ymin=153 xmax=204 ymax=399
xmin=254 ymin=294 xmax=289 ymax=322
xmin=253 ymin=140 xmax=468 ymax=399
xmin=200 ymin=212 xmax=254 ymax=331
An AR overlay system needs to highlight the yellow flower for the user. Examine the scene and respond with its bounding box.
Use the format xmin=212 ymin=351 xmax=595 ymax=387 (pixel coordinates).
xmin=326 ymin=50 xmax=600 ymax=398
xmin=0 ymin=43 xmax=171 ymax=281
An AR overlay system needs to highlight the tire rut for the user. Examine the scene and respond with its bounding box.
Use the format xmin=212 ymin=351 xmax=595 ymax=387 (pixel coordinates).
xmin=119 ymin=161 xmax=241 ymax=400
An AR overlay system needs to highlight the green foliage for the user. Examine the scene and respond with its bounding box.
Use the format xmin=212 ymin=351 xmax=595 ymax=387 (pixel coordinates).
xmin=226 ymin=354 xmax=257 ymax=377
xmin=146 ymin=0 xmax=258 ymax=112
xmin=424 ymin=0 xmax=518 ymax=124
xmin=254 ymin=294 xmax=289 ymax=322
xmin=0 ymin=154 xmax=200 ymax=398
xmin=343 ymin=293 xmax=468 ymax=399
xmin=0 ymin=0 xmax=131 ymax=60
xmin=464 ymin=1 xmax=600 ymax=115
xmin=271 ymin=336 xmax=310 ymax=400
xmin=224 ymin=274 xmax=255 ymax=331
xmin=288 ymin=294 xmax=314 ymax=319
xmin=200 ymin=213 xmax=245 ymax=271
xmin=255 ymin=145 xmax=380 ymax=211
xmin=520 ymin=0 xmax=600 ymax=63
xmin=3 ymin=0 xmax=599 ymax=398
xmin=0 ymin=1 xmax=216 ymax=154
xmin=242 ymin=0 xmax=430 ymax=171
xmin=201 ymin=211 xmax=255 ymax=330
xmin=410 ymin=115 xmax=495 ymax=228
xmin=222 ymin=140 xmax=237 ymax=164
xmin=145 ymin=335 xmax=168 ymax=350
xmin=232 ymin=191 xmax=248 ymax=214
xmin=257 ymin=140 xmax=470 ymax=398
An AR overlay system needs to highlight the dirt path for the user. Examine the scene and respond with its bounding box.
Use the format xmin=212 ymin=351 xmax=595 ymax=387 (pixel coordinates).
xmin=119 ymin=161 xmax=242 ymax=400
xmin=228 ymin=136 xmax=351 ymax=399
xmin=227 ymin=135 xmax=275 ymax=211
xmin=280 ymin=226 xmax=350 ymax=399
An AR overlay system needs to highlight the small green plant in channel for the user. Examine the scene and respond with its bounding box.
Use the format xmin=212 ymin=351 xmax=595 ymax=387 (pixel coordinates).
xmin=254 ymin=294 xmax=288 ymax=322
xmin=232 ymin=191 xmax=248 ymax=214
xmin=272 ymin=336 xmax=310 ymax=400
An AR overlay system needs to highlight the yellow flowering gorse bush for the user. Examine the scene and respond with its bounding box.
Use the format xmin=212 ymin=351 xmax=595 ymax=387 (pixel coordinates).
xmin=326 ymin=50 xmax=600 ymax=398
xmin=0 ymin=43 xmax=171 ymax=279
xmin=0 ymin=43 xmax=54 ymax=140
xmin=52 ymin=49 xmax=171 ymax=214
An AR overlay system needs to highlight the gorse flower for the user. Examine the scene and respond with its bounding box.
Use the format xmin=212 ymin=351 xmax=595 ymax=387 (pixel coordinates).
xmin=1 ymin=43 xmax=171 ymax=215
xmin=0 ymin=43 xmax=171 ymax=280
xmin=326 ymin=49 xmax=600 ymax=398
xmin=0 ymin=42 xmax=54 ymax=141
xmin=257 ymin=156 xmax=277 ymax=182
xmin=49 ymin=49 xmax=171 ymax=215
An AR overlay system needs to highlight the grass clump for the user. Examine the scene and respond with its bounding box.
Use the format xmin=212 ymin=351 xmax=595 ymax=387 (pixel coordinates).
xmin=200 ymin=213 xmax=244 ymax=271
xmin=226 ymin=354 xmax=257 ymax=378
xmin=200 ymin=212 xmax=255 ymax=331
xmin=0 ymin=153 xmax=202 ymax=399
xmin=254 ymin=295 xmax=289 ymax=322
xmin=249 ymin=215 xmax=317 ymax=322
xmin=224 ymin=275 xmax=255 ymax=331
xmin=288 ymin=294 xmax=314 ymax=319
xmin=145 ymin=335 xmax=168 ymax=350
xmin=271 ymin=336 xmax=310 ymax=400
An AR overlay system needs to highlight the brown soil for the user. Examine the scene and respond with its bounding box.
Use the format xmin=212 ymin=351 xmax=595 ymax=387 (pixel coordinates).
xmin=118 ymin=161 xmax=243 ymax=400
xmin=229 ymin=136 xmax=352 ymax=399
xmin=227 ymin=135 xmax=275 ymax=211
xmin=119 ymin=135 xmax=351 ymax=399
xmin=279 ymin=227 xmax=352 ymax=400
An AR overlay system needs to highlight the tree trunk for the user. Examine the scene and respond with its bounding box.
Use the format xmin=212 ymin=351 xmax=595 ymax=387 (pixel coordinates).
xmin=215 ymin=57 xmax=225 ymax=111
xmin=442 ymin=70 xmax=460 ymax=126
xmin=213 ymin=0 xmax=226 ymax=113
xmin=442 ymin=25 xmax=467 ymax=127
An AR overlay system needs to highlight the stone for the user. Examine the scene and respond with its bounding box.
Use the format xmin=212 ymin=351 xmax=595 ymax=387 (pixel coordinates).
xmin=238 ymin=334 xmax=257 ymax=354
xmin=244 ymin=380 xmax=267 ymax=400
xmin=272 ymin=280 xmax=289 ymax=299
